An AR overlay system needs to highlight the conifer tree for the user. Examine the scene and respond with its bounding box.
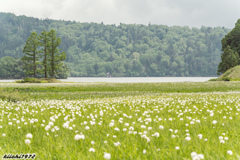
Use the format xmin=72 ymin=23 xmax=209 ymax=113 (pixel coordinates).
xmin=48 ymin=29 xmax=66 ymax=78
xmin=39 ymin=30 xmax=50 ymax=78
xmin=21 ymin=32 xmax=40 ymax=78
xmin=217 ymin=46 xmax=239 ymax=74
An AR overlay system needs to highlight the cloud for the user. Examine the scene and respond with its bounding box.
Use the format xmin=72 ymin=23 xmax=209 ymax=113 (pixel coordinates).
xmin=0 ymin=0 xmax=239 ymax=28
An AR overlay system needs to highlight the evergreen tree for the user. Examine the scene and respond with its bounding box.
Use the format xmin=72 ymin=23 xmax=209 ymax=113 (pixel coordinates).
xmin=218 ymin=19 xmax=240 ymax=74
xmin=48 ymin=29 xmax=66 ymax=78
xmin=39 ymin=30 xmax=50 ymax=78
xmin=21 ymin=32 xmax=40 ymax=78
xmin=217 ymin=46 xmax=239 ymax=74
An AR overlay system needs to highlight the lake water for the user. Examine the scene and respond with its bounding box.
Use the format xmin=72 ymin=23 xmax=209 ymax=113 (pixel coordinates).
xmin=0 ymin=77 xmax=217 ymax=83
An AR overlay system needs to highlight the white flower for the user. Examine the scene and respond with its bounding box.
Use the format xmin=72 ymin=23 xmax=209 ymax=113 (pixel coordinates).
xmin=2 ymin=133 xmax=6 ymax=137
xmin=219 ymin=136 xmax=223 ymax=140
xmin=224 ymin=137 xmax=228 ymax=141
xmin=143 ymin=150 xmax=147 ymax=154
xmin=63 ymin=123 xmax=69 ymax=128
xmin=152 ymin=132 xmax=159 ymax=137
xmin=49 ymin=122 xmax=54 ymax=126
xmin=123 ymin=128 xmax=127 ymax=131
xmin=74 ymin=134 xmax=85 ymax=140
xmin=85 ymin=126 xmax=90 ymax=130
xmin=26 ymin=133 xmax=33 ymax=139
xmin=212 ymin=120 xmax=217 ymax=125
xmin=191 ymin=152 xmax=197 ymax=158
xmin=100 ymin=110 xmax=103 ymax=116
xmin=227 ymin=150 xmax=233 ymax=155
xmin=198 ymin=134 xmax=202 ymax=139
xmin=114 ymin=127 xmax=120 ymax=131
xmin=129 ymin=126 xmax=134 ymax=130
xmin=175 ymin=146 xmax=179 ymax=150
xmin=104 ymin=153 xmax=111 ymax=159
xmin=185 ymin=137 xmax=191 ymax=141
xmin=197 ymin=154 xmax=204 ymax=159
xmin=25 ymin=139 xmax=31 ymax=145
xmin=159 ymin=125 xmax=164 ymax=129
xmin=45 ymin=125 xmax=51 ymax=131
xmin=50 ymin=117 xmax=55 ymax=122
xmin=114 ymin=141 xmax=121 ymax=146
xmin=109 ymin=123 xmax=114 ymax=127
xmin=89 ymin=148 xmax=95 ymax=152
xmin=91 ymin=141 xmax=95 ymax=144
xmin=220 ymin=140 xmax=225 ymax=143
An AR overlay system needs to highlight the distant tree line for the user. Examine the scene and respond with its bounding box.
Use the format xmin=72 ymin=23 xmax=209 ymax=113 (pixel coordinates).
xmin=0 ymin=12 xmax=231 ymax=78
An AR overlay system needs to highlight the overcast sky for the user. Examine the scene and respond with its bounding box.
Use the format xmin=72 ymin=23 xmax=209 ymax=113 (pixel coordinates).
xmin=0 ymin=0 xmax=239 ymax=29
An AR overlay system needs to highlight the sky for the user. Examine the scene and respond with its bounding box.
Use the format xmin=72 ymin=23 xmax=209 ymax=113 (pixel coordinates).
xmin=0 ymin=0 xmax=240 ymax=29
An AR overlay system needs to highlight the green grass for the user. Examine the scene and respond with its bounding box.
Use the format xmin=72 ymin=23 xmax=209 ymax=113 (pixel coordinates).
xmin=0 ymin=82 xmax=240 ymax=159
xmin=1 ymin=82 xmax=240 ymax=100
xmin=217 ymin=65 xmax=240 ymax=81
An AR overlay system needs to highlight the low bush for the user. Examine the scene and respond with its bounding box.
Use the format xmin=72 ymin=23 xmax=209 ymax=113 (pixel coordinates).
xmin=0 ymin=90 xmax=29 ymax=102
xmin=221 ymin=77 xmax=231 ymax=81
xmin=16 ymin=77 xmax=62 ymax=83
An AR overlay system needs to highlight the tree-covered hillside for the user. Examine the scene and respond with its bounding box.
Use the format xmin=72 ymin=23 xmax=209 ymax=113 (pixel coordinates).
xmin=0 ymin=12 xmax=230 ymax=77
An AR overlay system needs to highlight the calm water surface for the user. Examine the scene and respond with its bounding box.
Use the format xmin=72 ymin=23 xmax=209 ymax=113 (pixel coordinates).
xmin=60 ymin=77 xmax=217 ymax=83
xmin=0 ymin=77 xmax=217 ymax=83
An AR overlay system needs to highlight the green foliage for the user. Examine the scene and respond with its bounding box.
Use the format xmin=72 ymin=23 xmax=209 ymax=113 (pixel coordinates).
xmin=0 ymin=12 xmax=231 ymax=77
xmin=217 ymin=46 xmax=239 ymax=74
xmin=0 ymin=90 xmax=29 ymax=102
xmin=0 ymin=56 xmax=24 ymax=79
xmin=39 ymin=30 xmax=50 ymax=78
xmin=20 ymin=30 xmax=68 ymax=79
xmin=218 ymin=19 xmax=240 ymax=74
xmin=21 ymin=32 xmax=41 ymax=78
xmin=16 ymin=77 xmax=62 ymax=83
xmin=48 ymin=29 xmax=66 ymax=78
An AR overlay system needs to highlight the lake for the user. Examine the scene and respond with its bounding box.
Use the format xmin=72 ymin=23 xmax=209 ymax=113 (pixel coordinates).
xmin=0 ymin=77 xmax=217 ymax=83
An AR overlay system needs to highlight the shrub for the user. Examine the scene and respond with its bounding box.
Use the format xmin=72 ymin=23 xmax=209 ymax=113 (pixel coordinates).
xmin=16 ymin=77 xmax=62 ymax=83
xmin=221 ymin=77 xmax=231 ymax=81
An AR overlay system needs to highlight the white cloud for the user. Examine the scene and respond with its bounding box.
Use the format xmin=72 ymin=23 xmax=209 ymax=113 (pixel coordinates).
xmin=0 ymin=0 xmax=239 ymax=28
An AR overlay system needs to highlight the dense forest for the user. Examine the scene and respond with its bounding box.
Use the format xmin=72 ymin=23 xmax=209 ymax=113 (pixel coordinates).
xmin=0 ymin=12 xmax=230 ymax=78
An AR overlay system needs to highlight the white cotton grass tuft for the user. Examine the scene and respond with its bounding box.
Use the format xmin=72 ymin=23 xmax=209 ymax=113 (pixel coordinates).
xmin=159 ymin=125 xmax=164 ymax=129
xmin=103 ymin=153 xmax=111 ymax=159
xmin=185 ymin=137 xmax=191 ymax=141
xmin=212 ymin=120 xmax=217 ymax=125
xmin=191 ymin=152 xmax=204 ymax=160
xmin=25 ymin=139 xmax=31 ymax=145
xmin=89 ymin=148 xmax=95 ymax=152
xmin=227 ymin=150 xmax=233 ymax=155
xmin=26 ymin=133 xmax=33 ymax=139
xmin=143 ymin=149 xmax=147 ymax=154
xmin=74 ymin=134 xmax=85 ymax=140
xmin=45 ymin=125 xmax=51 ymax=131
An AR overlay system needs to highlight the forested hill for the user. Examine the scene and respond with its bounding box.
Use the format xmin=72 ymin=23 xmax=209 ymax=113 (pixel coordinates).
xmin=0 ymin=12 xmax=230 ymax=77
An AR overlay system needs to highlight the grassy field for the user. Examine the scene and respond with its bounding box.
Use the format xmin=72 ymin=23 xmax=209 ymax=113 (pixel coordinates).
xmin=0 ymin=82 xmax=240 ymax=159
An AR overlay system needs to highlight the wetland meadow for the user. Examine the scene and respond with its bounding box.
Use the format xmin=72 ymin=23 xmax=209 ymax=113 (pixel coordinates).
xmin=0 ymin=82 xmax=240 ymax=159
